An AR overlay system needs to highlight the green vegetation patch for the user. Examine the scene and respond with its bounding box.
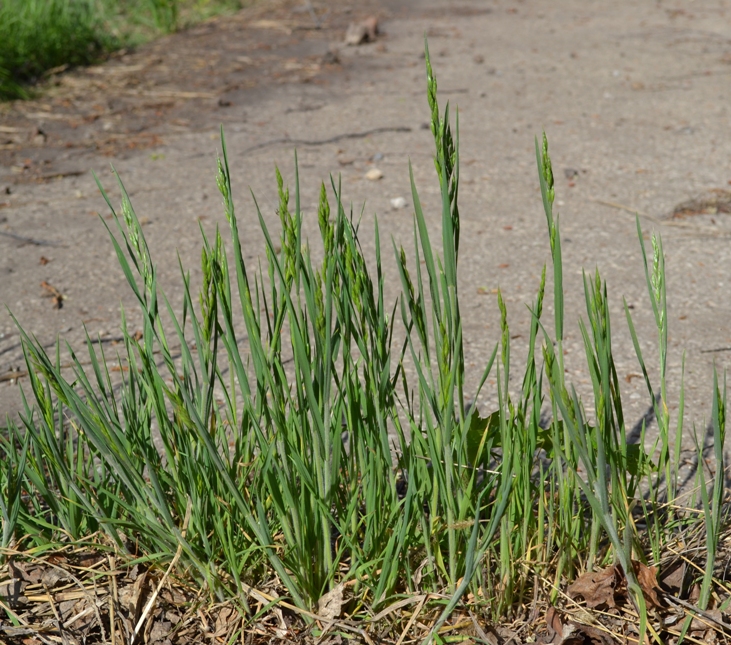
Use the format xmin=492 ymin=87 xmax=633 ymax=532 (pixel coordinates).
xmin=1 ymin=45 xmax=729 ymax=644
xmin=0 ymin=0 xmax=244 ymax=100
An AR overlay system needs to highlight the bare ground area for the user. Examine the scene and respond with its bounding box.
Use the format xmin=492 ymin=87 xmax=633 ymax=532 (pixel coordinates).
xmin=2 ymin=0 xmax=731 ymax=642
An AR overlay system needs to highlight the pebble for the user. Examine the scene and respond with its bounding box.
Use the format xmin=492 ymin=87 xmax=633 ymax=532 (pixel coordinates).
xmin=365 ymin=168 xmax=383 ymax=181
xmin=345 ymin=16 xmax=379 ymax=46
xmin=390 ymin=197 xmax=407 ymax=209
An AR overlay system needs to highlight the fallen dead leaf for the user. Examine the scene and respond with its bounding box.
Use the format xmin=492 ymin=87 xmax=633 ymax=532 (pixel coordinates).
xmin=567 ymin=566 xmax=622 ymax=610
xmin=318 ymin=583 xmax=344 ymax=622
xmin=659 ymin=562 xmax=686 ymax=595
xmin=544 ymin=607 xmax=564 ymax=642
xmin=632 ymin=560 xmax=663 ymax=608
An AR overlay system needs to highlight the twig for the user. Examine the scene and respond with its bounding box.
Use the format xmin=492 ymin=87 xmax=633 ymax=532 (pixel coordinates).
xmin=592 ymin=198 xmax=731 ymax=236
xmin=37 ymin=170 xmax=85 ymax=181
xmin=0 ymin=230 xmax=60 ymax=246
xmin=370 ymin=594 xmax=430 ymax=622
xmin=121 ymin=89 xmax=216 ymax=99
xmin=109 ymin=555 xmax=118 ymax=645
xmin=396 ymin=595 xmax=426 ymax=645
xmin=239 ymin=580 xmax=376 ymax=645
xmin=241 ymin=126 xmax=412 ymax=155
xmin=591 ymin=198 xmax=667 ymax=224
xmin=303 ymin=0 xmax=320 ymax=28
xmin=700 ymin=346 xmax=731 ymax=354
xmin=40 ymin=281 xmax=64 ymax=308
xmin=44 ymin=585 xmax=71 ymax=645
xmin=131 ymin=498 xmax=192 ymax=645
xmin=665 ymin=594 xmax=731 ymax=635
xmin=469 ymin=610 xmax=492 ymax=644
xmin=0 ymin=370 xmax=27 ymax=382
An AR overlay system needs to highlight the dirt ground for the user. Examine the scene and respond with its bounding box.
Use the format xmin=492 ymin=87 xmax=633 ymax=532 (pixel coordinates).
xmin=1 ymin=0 xmax=731 ymax=457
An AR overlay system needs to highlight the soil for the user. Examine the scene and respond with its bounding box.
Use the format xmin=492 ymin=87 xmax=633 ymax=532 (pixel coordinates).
xmin=1 ymin=0 xmax=731 ymax=461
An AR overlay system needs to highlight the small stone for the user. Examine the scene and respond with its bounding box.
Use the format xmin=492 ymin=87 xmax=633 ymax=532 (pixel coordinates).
xmin=31 ymin=127 xmax=47 ymax=146
xmin=365 ymin=168 xmax=383 ymax=181
xmin=345 ymin=16 xmax=378 ymax=46
xmin=390 ymin=197 xmax=407 ymax=209
xmin=322 ymin=48 xmax=340 ymax=65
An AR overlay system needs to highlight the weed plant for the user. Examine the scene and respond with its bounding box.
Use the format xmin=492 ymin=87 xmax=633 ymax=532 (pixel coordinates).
xmin=1 ymin=46 xmax=728 ymax=641
xmin=0 ymin=0 xmax=244 ymax=100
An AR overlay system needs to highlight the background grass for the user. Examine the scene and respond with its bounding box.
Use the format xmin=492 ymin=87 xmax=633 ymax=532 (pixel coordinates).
xmin=0 ymin=0 xmax=246 ymax=100
xmin=1 ymin=44 xmax=728 ymax=643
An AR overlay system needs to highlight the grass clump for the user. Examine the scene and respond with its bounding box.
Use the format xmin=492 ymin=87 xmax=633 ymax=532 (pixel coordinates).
xmin=0 ymin=0 xmax=116 ymax=100
xmin=1 ymin=45 xmax=729 ymax=643
xmin=0 ymin=0 xmax=245 ymax=101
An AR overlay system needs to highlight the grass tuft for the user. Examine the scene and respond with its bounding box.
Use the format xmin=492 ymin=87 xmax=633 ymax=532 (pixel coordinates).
xmin=1 ymin=45 xmax=729 ymax=643
xmin=0 ymin=0 xmax=245 ymax=100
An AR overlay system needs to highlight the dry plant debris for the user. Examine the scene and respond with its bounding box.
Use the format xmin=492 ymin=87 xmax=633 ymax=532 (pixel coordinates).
xmin=567 ymin=561 xmax=662 ymax=611
xmin=39 ymin=280 xmax=64 ymax=309
xmin=671 ymin=189 xmax=731 ymax=218
xmin=3 ymin=537 xmax=731 ymax=645
xmin=540 ymin=607 xmax=614 ymax=645
xmin=0 ymin=546 xmax=254 ymax=645
xmin=534 ymin=542 xmax=731 ymax=645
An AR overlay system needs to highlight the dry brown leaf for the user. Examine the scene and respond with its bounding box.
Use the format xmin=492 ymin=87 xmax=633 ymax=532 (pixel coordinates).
xmin=689 ymin=582 xmax=701 ymax=605
xmin=11 ymin=561 xmax=43 ymax=585
xmin=567 ymin=566 xmax=622 ymax=609
xmin=40 ymin=567 xmax=69 ymax=588
xmin=659 ymin=563 xmax=685 ymax=595
xmin=121 ymin=570 xmax=149 ymax=624
xmin=318 ymin=583 xmax=344 ymax=622
xmin=540 ymin=608 xmax=617 ymax=645
xmin=542 ymin=606 xmax=564 ymax=643
xmin=632 ymin=560 xmax=663 ymax=608
xmin=214 ymin=605 xmax=235 ymax=636
xmin=0 ymin=578 xmax=28 ymax=607
xmin=148 ymin=618 xmax=173 ymax=643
